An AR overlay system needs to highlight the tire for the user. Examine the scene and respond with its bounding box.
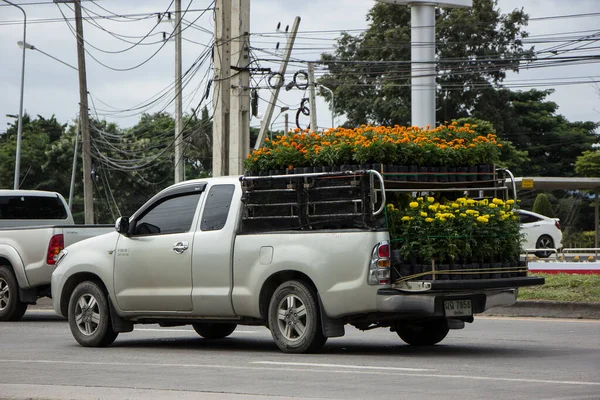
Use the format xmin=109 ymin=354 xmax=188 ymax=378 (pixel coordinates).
xmin=394 ymin=319 xmax=450 ymax=346
xmin=192 ymin=323 xmax=237 ymax=339
xmin=68 ymin=281 xmax=118 ymax=347
xmin=0 ymin=265 xmax=28 ymax=321
xmin=268 ymin=280 xmax=326 ymax=353
xmin=535 ymin=235 xmax=555 ymax=258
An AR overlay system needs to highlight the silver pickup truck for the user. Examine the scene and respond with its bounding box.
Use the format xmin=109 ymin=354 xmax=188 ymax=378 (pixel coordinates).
xmin=0 ymin=190 xmax=113 ymax=321
xmin=51 ymin=172 xmax=544 ymax=353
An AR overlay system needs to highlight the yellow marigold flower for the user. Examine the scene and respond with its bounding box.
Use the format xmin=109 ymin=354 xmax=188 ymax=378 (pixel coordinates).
xmin=420 ymin=212 xmax=428 ymax=217
xmin=427 ymin=196 xmax=435 ymax=203
xmin=465 ymin=209 xmax=475 ymax=215
xmin=425 ymin=218 xmax=434 ymax=223
xmin=489 ymin=203 xmax=497 ymax=208
xmin=477 ymin=216 xmax=489 ymax=223
xmin=506 ymin=199 xmax=515 ymax=205
xmin=416 ymin=197 xmax=423 ymax=201
xmin=492 ymin=198 xmax=504 ymax=205
xmin=401 ymin=216 xmax=411 ymax=221
xmin=457 ymin=197 xmax=467 ymax=203
xmin=451 ymin=203 xmax=459 ymax=208
xmin=409 ymin=201 xmax=419 ymax=208
xmin=428 ymin=204 xmax=438 ymax=211
xmin=460 ymin=213 xmax=467 ymax=217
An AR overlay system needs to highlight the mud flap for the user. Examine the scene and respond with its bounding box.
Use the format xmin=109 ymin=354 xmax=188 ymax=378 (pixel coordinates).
xmin=318 ymin=295 xmax=344 ymax=337
xmin=108 ymin=297 xmax=133 ymax=333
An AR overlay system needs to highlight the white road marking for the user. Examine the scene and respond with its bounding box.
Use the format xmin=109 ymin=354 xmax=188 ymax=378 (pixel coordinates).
xmin=2 ymin=359 xmax=598 ymax=386
xmin=251 ymin=361 xmax=433 ymax=372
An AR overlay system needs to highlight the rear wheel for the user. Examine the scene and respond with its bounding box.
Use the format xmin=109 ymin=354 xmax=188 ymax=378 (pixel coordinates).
xmin=394 ymin=319 xmax=450 ymax=346
xmin=268 ymin=280 xmax=326 ymax=353
xmin=535 ymin=235 xmax=555 ymax=258
xmin=68 ymin=281 xmax=118 ymax=347
xmin=192 ymin=323 xmax=237 ymax=339
xmin=0 ymin=266 xmax=28 ymax=321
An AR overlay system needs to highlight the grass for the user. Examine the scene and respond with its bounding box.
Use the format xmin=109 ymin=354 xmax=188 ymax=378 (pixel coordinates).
xmin=518 ymin=273 xmax=600 ymax=303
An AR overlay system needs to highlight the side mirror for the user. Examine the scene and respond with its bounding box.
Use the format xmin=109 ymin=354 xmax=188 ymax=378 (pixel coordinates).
xmin=115 ymin=216 xmax=130 ymax=236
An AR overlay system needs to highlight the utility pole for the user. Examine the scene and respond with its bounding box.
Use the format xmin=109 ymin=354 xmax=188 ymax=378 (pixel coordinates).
xmin=212 ymin=0 xmax=231 ymax=177
xmin=174 ymin=0 xmax=184 ymax=183
xmin=254 ymin=16 xmax=300 ymax=150
xmin=229 ymin=0 xmax=250 ymax=175
xmin=284 ymin=112 xmax=288 ymax=134
xmin=73 ymin=0 xmax=93 ymax=224
xmin=307 ymin=62 xmax=318 ymax=133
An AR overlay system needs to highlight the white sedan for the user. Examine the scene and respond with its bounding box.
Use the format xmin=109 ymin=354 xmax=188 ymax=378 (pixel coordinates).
xmin=518 ymin=209 xmax=563 ymax=258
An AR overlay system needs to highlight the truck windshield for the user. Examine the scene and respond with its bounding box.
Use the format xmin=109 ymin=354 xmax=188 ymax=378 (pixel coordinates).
xmin=0 ymin=195 xmax=68 ymax=220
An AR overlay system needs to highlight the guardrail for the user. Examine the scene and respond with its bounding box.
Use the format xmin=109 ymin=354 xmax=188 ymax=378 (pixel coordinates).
xmin=524 ymin=247 xmax=600 ymax=260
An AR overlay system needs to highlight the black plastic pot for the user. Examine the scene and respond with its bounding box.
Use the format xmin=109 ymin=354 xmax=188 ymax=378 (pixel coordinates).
xmin=385 ymin=164 xmax=398 ymax=181
xmin=418 ymin=166 xmax=428 ymax=182
xmin=437 ymin=263 xmax=449 ymax=280
xmin=439 ymin=166 xmax=448 ymax=183
xmin=478 ymin=164 xmax=492 ymax=181
xmin=408 ymin=165 xmax=418 ymax=182
xmin=457 ymin=167 xmax=468 ymax=182
xmin=397 ymin=165 xmax=408 ymax=182
xmin=428 ymin=166 xmax=439 ymax=183
xmin=466 ymin=165 xmax=478 ymax=182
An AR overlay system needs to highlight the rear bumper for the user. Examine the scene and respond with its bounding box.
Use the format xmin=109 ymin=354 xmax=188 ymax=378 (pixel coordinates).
xmin=376 ymin=277 xmax=544 ymax=316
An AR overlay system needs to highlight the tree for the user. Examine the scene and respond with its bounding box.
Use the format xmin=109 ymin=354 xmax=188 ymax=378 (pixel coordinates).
xmin=319 ymin=0 xmax=533 ymax=126
xmin=483 ymin=89 xmax=599 ymax=176
xmin=532 ymin=193 xmax=555 ymax=217
xmin=575 ymin=150 xmax=600 ymax=177
xmin=0 ymin=113 xmax=67 ymax=190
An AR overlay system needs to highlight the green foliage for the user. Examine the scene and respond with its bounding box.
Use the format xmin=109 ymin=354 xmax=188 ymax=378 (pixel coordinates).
xmin=532 ymin=193 xmax=555 ymax=218
xmin=319 ymin=0 xmax=533 ymax=127
xmin=575 ymin=150 xmax=600 ymax=177
xmin=563 ymin=231 xmax=596 ymax=249
xmin=519 ymin=273 xmax=600 ymax=303
xmin=386 ymin=196 xmax=521 ymax=264
xmin=476 ymin=89 xmax=599 ymax=177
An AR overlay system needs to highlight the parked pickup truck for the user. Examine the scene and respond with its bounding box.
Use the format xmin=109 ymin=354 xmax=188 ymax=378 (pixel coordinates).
xmin=0 ymin=190 xmax=113 ymax=321
xmin=51 ymin=172 xmax=544 ymax=353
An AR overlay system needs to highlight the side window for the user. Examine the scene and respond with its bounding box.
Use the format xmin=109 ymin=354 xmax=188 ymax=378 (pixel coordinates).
xmin=201 ymin=184 xmax=235 ymax=231
xmin=519 ymin=213 xmax=540 ymax=224
xmin=134 ymin=193 xmax=201 ymax=236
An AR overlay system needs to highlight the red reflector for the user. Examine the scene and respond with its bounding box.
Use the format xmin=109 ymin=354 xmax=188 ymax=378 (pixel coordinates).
xmin=555 ymin=220 xmax=561 ymax=230
xmin=47 ymin=234 xmax=64 ymax=265
xmin=378 ymin=243 xmax=390 ymax=258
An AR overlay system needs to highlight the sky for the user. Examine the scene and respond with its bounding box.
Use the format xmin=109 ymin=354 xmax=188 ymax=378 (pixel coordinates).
xmin=1 ymin=0 xmax=599 ymax=136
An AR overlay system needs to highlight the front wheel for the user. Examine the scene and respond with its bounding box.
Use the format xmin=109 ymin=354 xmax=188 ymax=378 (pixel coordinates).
xmin=192 ymin=323 xmax=237 ymax=339
xmin=268 ymin=280 xmax=326 ymax=353
xmin=68 ymin=281 xmax=118 ymax=347
xmin=0 ymin=266 xmax=28 ymax=321
xmin=394 ymin=319 xmax=450 ymax=346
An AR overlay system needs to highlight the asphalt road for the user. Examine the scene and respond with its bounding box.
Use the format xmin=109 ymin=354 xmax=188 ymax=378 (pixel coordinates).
xmin=1 ymin=310 xmax=599 ymax=400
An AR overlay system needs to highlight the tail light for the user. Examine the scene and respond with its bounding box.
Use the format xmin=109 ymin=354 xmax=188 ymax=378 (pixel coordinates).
xmin=555 ymin=220 xmax=561 ymax=230
xmin=47 ymin=234 xmax=64 ymax=265
xmin=368 ymin=241 xmax=391 ymax=285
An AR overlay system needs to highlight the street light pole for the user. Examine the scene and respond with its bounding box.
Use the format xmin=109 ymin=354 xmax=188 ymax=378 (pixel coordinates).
xmin=3 ymin=0 xmax=27 ymax=189
xmin=318 ymin=84 xmax=335 ymax=128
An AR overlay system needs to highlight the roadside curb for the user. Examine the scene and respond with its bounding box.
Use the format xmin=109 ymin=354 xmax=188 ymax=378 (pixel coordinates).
xmin=484 ymin=300 xmax=600 ymax=319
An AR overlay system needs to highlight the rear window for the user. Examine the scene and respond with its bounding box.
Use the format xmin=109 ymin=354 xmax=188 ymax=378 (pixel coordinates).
xmin=0 ymin=195 xmax=68 ymax=220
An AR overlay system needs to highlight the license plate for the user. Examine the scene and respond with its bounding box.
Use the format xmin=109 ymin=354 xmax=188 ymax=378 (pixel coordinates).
xmin=444 ymin=299 xmax=472 ymax=317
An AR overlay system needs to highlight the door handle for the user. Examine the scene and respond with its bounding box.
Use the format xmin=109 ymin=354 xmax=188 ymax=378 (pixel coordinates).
xmin=172 ymin=241 xmax=189 ymax=254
